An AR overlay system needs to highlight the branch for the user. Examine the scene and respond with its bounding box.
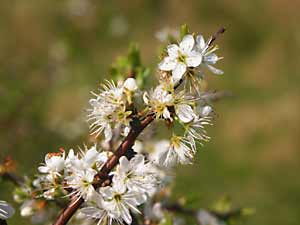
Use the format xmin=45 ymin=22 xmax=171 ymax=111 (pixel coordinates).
xmin=1 ymin=172 xmax=24 ymax=186
xmin=53 ymin=27 xmax=226 ymax=225
xmin=53 ymin=115 xmax=154 ymax=225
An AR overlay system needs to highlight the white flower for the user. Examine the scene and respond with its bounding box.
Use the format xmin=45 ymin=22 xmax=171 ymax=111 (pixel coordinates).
xmin=144 ymin=202 xmax=165 ymax=222
xmin=186 ymin=117 xmax=212 ymax=143
xmin=67 ymin=146 xmax=108 ymax=171
xmin=175 ymin=103 xmax=196 ymax=123
xmin=20 ymin=200 xmax=35 ymax=217
xmin=144 ymin=85 xmax=195 ymax=123
xmin=99 ymin=179 xmax=146 ymax=225
xmin=199 ymin=105 xmax=213 ymax=117
xmin=159 ymin=34 xmax=202 ymax=82
xmin=123 ymin=78 xmax=138 ymax=92
xmin=65 ymin=169 xmax=97 ymax=200
xmin=158 ymin=135 xmax=196 ymax=167
xmin=113 ymin=155 xmax=158 ymax=195
xmin=143 ymin=85 xmax=174 ymax=120
xmin=88 ymin=81 xmax=132 ymax=141
xmin=196 ymin=35 xmax=223 ymax=75
xmin=38 ymin=151 xmax=65 ymax=182
xmin=0 ymin=201 xmax=15 ymax=220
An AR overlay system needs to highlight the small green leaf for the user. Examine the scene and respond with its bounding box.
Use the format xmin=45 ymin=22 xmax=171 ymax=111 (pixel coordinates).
xmin=180 ymin=24 xmax=190 ymax=39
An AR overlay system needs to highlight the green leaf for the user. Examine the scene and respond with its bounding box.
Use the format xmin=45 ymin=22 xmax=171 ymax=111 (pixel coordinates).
xmin=180 ymin=24 xmax=190 ymax=39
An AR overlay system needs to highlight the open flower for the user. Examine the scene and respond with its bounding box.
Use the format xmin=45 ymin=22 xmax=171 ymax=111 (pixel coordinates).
xmin=38 ymin=151 xmax=65 ymax=183
xmin=186 ymin=117 xmax=212 ymax=144
xmin=65 ymin=169 xmax=97 ymax=200
xmin=99 ymin=179 xmax=146 ymax=225
xmin=0 ymin=201 xmax=15 ymax=220
xmin=196 ymin=35 xmax=223 ymax=75
xmin=158 ymin=135 xmax=196 ymax=167
xmin=159 ymin=34 xmax=202 ymax=83
xmin=113 ymin=155 xmax=158 ymax=195
xmin=88 ymin=80 xmax=133 ymax=142
xmin=144 ymin=85 xmax=196 ymax=123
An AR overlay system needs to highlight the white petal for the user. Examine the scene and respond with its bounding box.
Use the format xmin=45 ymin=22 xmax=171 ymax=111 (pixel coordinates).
xmin=158 ymin=57 xmax=177 ymax=71
xmin=196 ymin=35 xmax=206 ymax=50
xmin=172 ymin=62 xmax=186 ymax=82
xmin=162 ymin=107 xmax=171 ymax=120
xmin=38 ymin=166 xmax=49 ymax=173
xmin=120 ymin=204 xmax=132 ymax=224
xmin=130 ymin=154 xmax=144 ymax=168
xmin=167 ymin=44 xmax=179 ymax=58
xmin=143 ymin=92 xmax=149 ymax=105
xmin=104 ymin=125 xmax=113 ymax=142
xmin=179 ymin=34 xmax=194 ymax=53
xmin=200 ymin=106 xmax=213 ymax=117
xmin=119 ymin=156 xmax=129 ymax=171
xmin=0 ymin=201 xmax=15 ymax=220
xmin=176 ymin=104 xmax=196 ymax=123
xmin=100 ymin=186 xmax=114 ymax=199
xmin=124 ymin=78 xmax=138 ymax=91
xmin=80 ymin=207 xmax=104 ymax=219
xmin=186 ymin=51 xmax=202 ymax=67
xmin=206 ymin=65 xmax=224 ymax=75
xmin=204 ymin=53 xmax=219 ymax=64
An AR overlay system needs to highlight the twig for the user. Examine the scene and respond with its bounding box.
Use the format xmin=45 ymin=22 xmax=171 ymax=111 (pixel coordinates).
xmin=53 ymin=115 xmax=154 ymax=225
xmin=53 ymin=27 xmax=226 ymax=225
xmin=1 ymin=172 xmax=24 ymax=186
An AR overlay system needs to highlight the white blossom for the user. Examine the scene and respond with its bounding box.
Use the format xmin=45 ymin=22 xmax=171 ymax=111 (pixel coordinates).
xmin=159 ymin=35 xmax=202 ymax=83
xmin=186 ymin=117 xmax=212 ymax=143
xmin=38 ymin=151 xmax=65 ymax=182
xmin=123 ymin=78 xmax=138 ymax=92
xmin=158 ymin=135 xmax=196 ymax=167
xmin=0 ymin=201 xmax=15 ymax=220
xmin=196 ymin=35 xmax=223 ymax=75
xmin=65 ymin=169 xmax=96 ymax=200
xmin=144 ymin=85 xmax=196 ymax=123
xmin=87 ymin=81 xmax=133 ymax=142
xmin=113 ymin=155 xmax=158 ymax=195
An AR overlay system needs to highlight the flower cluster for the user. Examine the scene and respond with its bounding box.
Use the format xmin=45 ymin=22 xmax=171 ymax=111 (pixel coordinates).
xmin=36 ymin=146 xmax=159 ymax=224
xmin=88 ymin=78 xmax=138 ymax=142
xmin=21 ymin=27 xmax=225 ymax=225
xmin=159 ymin=34 xmax=223 ymax=84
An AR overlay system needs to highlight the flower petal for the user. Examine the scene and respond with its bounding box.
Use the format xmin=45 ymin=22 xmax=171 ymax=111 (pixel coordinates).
xmin=180 ymin=34 xmax=194 ymax=53
xmin=196 ymin=35 xmax=206 ymax=51
xmin=206 ymin=65 xmax=224 ymax=75
xmin=158 ymin=57 xmax=177 ymax=71
xmin=186 ymin=51 xmax=202 ymax=67
xmin=172 ymin=62 xmax=186 ymax=82
xmin=176 ymin=104 xmax=196 ymax=123
xmin=167 ymin=44 xmax=180 ymax=58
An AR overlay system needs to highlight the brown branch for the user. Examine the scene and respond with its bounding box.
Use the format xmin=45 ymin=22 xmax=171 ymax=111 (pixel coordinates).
xmin=1 ymin=172 xmax=24 ymax=186
xmin=53 ymin=27 xmax=226 ymax=225
xmin=53 ymin=115 xmax=154 ymax=225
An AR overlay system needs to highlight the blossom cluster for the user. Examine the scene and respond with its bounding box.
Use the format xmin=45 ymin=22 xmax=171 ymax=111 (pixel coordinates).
xmin=36 ymin=146 xmax=159 ymax=224
xmin=14 ymin=28 xmax=224 ymax=225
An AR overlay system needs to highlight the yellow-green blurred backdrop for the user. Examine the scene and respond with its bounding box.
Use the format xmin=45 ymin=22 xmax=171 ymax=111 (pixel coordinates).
xmin=1 ymin=1 xmax=300 ymax=225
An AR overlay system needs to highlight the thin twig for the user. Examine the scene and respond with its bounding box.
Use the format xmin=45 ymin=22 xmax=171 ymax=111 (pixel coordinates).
xmin=53 ymin=27 xmax=226 ymax=225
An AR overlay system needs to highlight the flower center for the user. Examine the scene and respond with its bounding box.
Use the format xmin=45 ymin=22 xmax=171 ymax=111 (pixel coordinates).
xmin=177 ymin=52 xmax=186 ymax=63
xmin=114 ymin=194 xmax=122 ymax=202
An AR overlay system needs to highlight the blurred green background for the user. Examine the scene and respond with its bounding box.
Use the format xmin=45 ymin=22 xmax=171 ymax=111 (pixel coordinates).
xmin=1 ymin=0 xmax=300 ymax=224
